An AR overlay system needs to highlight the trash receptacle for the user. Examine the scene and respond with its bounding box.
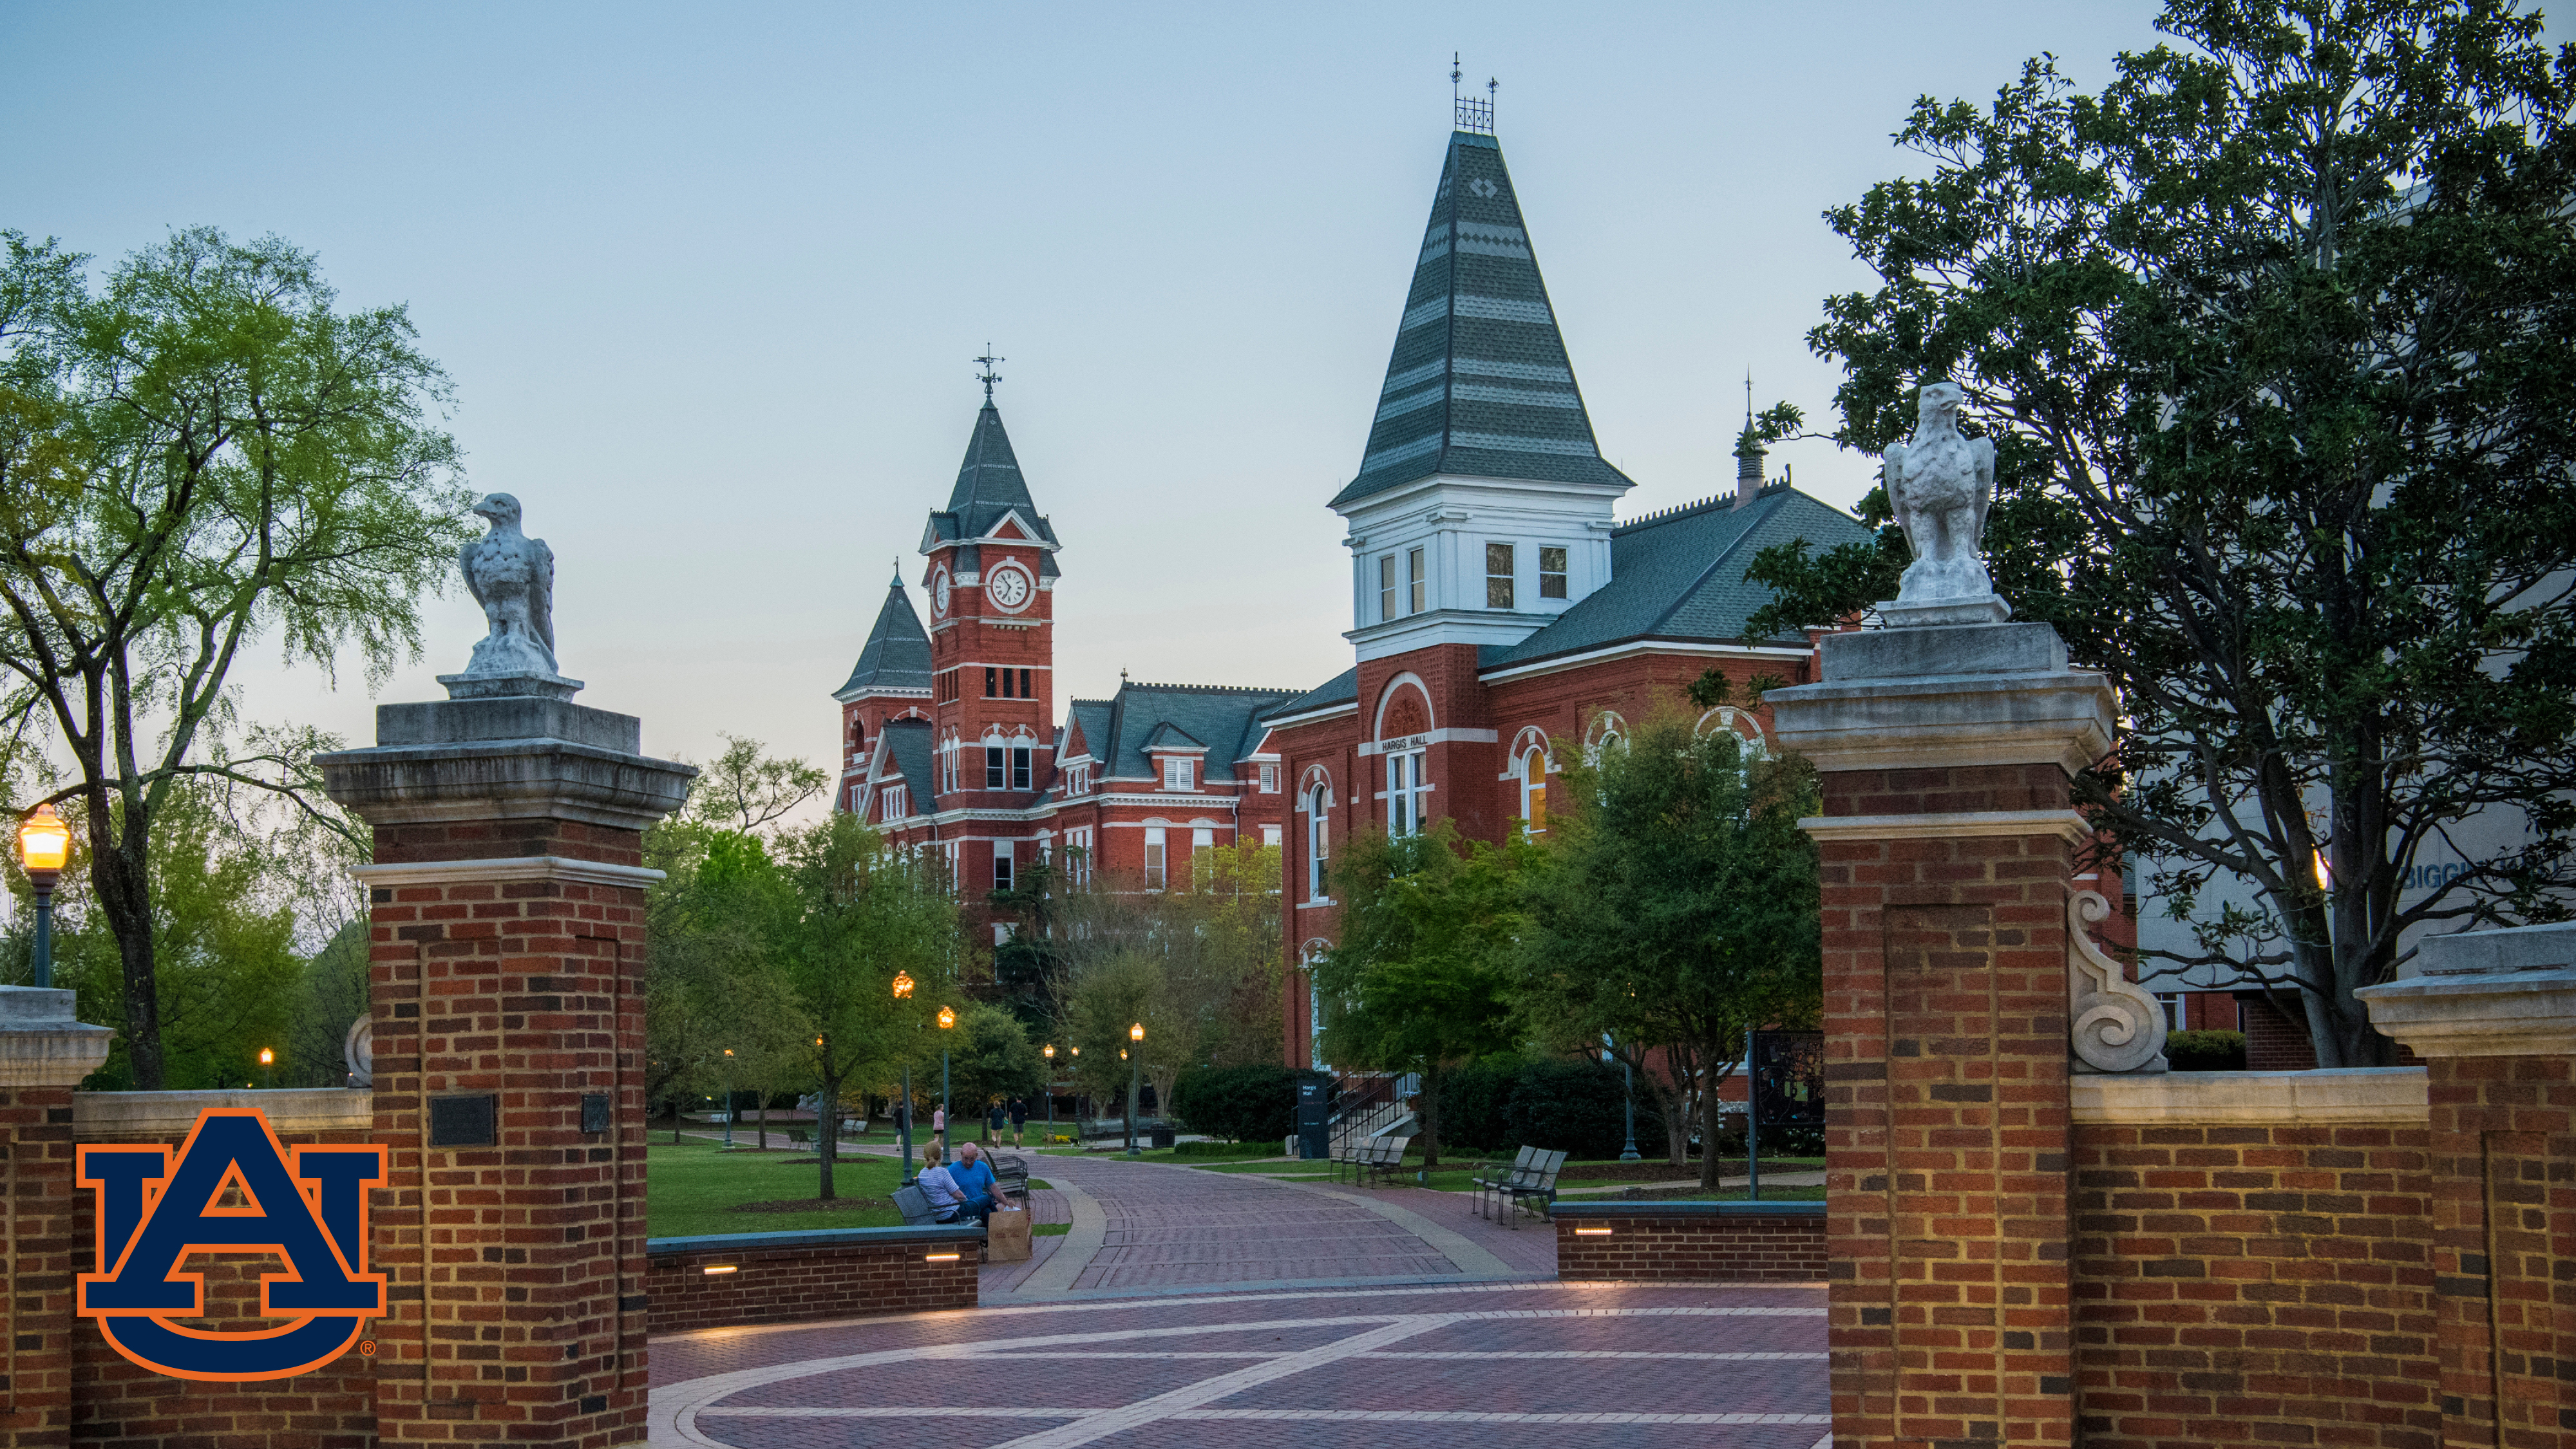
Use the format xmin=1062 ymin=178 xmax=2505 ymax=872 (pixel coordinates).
xmin=1150 ymin=1125 xmax=1176 ymax=1150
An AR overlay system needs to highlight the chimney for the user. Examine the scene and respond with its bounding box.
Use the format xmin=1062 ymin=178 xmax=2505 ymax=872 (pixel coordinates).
xmin=1733 ymin=433 xmax=1765 ymax=509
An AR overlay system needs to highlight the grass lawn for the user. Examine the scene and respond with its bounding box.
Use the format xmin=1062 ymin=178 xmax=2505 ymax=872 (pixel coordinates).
xmin=1180 ymin=1152 xmax=1827 ymax=1193
xmin=647 ymin=1139 xmax=909 ymax=1238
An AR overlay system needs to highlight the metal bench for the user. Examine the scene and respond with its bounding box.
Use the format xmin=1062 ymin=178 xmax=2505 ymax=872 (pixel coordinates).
xmin=1499 ymin=1148 xmax=1568 ymax=1228
xmin=786 ymin=1127 xmax=810 ymax=1148
xmin=1335 ymin=1135 xmax=1396 ymax=1184
xmin=992 ymin=1154 xmax=1030 ymax=1202
xmin=1358 ymin=1134 xmax=1414 ymax=1187
xmin=893 ymin=1184 xmax=952 ymax=1227
xmin=1471 ymin=1146 xmax=1540 ymax=1219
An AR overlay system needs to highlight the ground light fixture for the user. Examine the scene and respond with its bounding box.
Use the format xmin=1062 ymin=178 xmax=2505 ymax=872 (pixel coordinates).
xmin=1125 ymin=1021 xmax=1145 ymax=1159
xmin=17 ymin=803 xmax=70 ymax=989
xmin=701 ymin=1264 xmax=737 ymax=1274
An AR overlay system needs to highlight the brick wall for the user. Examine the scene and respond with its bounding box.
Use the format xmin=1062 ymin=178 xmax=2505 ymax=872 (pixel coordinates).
xmin=2237 ymin=993 xmax=2320 ymax=1073
xmin=2422 ymin=1054 xmax=2575 ymax=1448
xmin=1553 ymin=1206 xmax=1827 ymax=1282
xmin=363 ymin=845 xmax=649 ymax=1449
xmin=2 ymin=1084 xmax=79 ymax=1449
xmin=2070 ymin=1118 xmax=2440 ymax=1449
xmin=1815 ymin=762 xmax=2081 ymax=1449
xmin=645 ymin=1230 xmax=984 ymax=1335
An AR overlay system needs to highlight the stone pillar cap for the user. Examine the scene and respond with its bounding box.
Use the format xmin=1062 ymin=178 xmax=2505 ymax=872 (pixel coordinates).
xmin=2357 ymin=922 xmax=2576 ymax=1057
xmin=0 ymin=984 xmax=117 ymax=1087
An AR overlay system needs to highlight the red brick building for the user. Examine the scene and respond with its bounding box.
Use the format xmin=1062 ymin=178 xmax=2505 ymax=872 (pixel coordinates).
xmin=1253 ymin=120 xmax=1874 ymax=1066
xmin=832 ymin=394 xmax=1296 ymax=941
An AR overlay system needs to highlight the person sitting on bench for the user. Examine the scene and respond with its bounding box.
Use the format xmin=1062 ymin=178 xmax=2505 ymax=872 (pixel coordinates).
xmin=948 ymin=1142 xmax=1001 ymax=1222
xmin=914 ymin=1155 xmax=966 ymax=1224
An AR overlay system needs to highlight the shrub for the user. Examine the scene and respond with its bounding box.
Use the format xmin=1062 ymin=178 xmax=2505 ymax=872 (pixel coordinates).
xmin=1169 ymin=1063 xmax=1325 ymax=1142
xmin=2164 ymin=1029 xmax=2247 ymax=1072
xmin=1502 ymin=1059 xmax=1665 ymax=1160
xmin=1435 ymin=1057 xmax=1524 ymax=1153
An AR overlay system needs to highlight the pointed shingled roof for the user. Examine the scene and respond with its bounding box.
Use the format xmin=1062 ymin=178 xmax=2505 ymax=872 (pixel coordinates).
xmin=1332 ymin=129 xmax=1634 ymax=509
xmin=923 ymin=401 xmax=1061 ymax=574
xmin=834 ymin=573 xmax=933 ymax=699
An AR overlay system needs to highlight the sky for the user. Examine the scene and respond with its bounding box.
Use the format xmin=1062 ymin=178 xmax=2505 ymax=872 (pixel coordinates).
xmin=1 ymin=1 xmax=2181 ymax=789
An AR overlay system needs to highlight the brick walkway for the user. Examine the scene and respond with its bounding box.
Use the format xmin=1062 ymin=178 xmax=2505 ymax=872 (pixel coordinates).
xmin=650 ymin=1279 xmax=1829 ymax=1449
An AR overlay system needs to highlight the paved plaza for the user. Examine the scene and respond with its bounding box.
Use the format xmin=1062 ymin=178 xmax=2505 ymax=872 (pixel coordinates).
xmin=652 ymin=1154 xmax=1827 ymax=1449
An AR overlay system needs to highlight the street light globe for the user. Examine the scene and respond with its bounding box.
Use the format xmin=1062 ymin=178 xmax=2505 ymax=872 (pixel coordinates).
xmin=891 ymin=971 xmax=916 ymax=999
xmin=17 ymin=804 xmax=70 ymax=874
xmin=1130 ymin=1021 xmax=1144 ymax=1043
xmin=1043 ymin=1044 xmax=1055 ymax=1059
xmin=258 ymin=1048 xmax=274 ymax=1066
xmin=724 ymin=1048 xmax=734 ymax=1057
xmin=937 ymin=1005 xmax=956 ymax=1030
xmin=1119 ymin=1048 xmax=1128 ymax=1061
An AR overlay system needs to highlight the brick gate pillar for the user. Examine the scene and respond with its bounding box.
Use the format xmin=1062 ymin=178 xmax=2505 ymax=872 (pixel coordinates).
xmin=0 ymin=988 xmax=113 ymax=1449
xmin=1770 ymin=621 xmax=2126 ymax=1449
xmin=321 ymin=689 xmax=692 ymax=1449
xmin=2357 ymin=923 xmax=2576 ymax=1449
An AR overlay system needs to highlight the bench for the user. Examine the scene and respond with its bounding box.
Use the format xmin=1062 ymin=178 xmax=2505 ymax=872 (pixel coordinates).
xmin=892 ymin=1184 xmax=951 ymax=1227
xmin=1332 ymin=1135 xmax=1382 ymax=1184
xmin=1359 ymin=1134 xmax=1414 ymax=1187
xmin=992 ymin=1154 xmax=1030 ymax=1202
xmin=786 ymin=1128 xmax=810 ymax=1148
xmin=1471 ymin=1146 xmax=1540 ymax=1220
xmin=1337 ymin=1135 xmax=1408 ymax=1186
xmin=1499 ymin=1148 xmax=1568 ymax=1228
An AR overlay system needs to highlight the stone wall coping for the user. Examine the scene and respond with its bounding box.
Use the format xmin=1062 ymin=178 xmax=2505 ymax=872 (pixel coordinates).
xmin=73 ymin=1087 xmax=374 ymax=1135
xmin=2354 ymin=963 xmax=2576 ymax=1057
xmin=647 ymin=1224 xmax=989 ymax=1256
xmin=349 ymin=854 xmax=667 ymax=889
xmin=1766 ymin=667 xmax=2117 ymax=775
xmin=1799 ymin=810 xmax=2094 ymax=847
xmin=1551 ymin=1200 xmax=1826 ymax=1219
xmin=0 ymin=983 xmax=117 ymax=1086
xmin=2069 ymin=1066 xmax=2427 ymax=1124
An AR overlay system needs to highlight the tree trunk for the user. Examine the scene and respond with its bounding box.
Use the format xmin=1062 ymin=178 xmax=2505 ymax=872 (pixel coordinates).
xmin=757 ymin=1097 xmax=768 ymax=1151
xmin=816 ymin=1072 xmax=840 ymax=1200
xmin=1700 ymin=1043 xmax=1730 ymax=1191
xmin=89 ymin=799 xmax=164 ymax=1090
xmin=1417 ymin=1064 xmax=1443 ymax=1169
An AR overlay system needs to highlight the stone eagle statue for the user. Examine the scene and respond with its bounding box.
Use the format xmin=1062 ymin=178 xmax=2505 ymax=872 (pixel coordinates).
xmin=458 ymin=493 xmax=558 ymax=677
xmin=1882 ymin=379 xmax=2000 ymax=612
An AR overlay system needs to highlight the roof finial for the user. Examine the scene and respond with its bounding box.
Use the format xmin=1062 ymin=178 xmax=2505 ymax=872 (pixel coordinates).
xmin=1745 ymin=368 xmax=1754 ymax=428
xmin=974 ymin=345 xmax=1005 ymax=402
xmin=1453 ymin=55 xmax=1494 ymax=134
xmin=891 ymin=557 xmax=904 ymax=587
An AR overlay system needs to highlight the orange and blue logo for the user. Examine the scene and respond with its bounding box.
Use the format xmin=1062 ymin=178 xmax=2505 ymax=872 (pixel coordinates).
xmin=77 ymin=1108 xmax=386 ymax=1381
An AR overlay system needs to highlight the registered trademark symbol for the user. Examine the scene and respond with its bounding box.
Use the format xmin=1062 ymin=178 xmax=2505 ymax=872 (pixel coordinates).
xmin=359 ymin=1340 xmax=376 ymax=1356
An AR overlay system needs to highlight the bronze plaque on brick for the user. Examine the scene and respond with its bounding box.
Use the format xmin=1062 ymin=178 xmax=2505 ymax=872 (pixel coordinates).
xmin=429 ymin=1094 xmax=498 ymax=1147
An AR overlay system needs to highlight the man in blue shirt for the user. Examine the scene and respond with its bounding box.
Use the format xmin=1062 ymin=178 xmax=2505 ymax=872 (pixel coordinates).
xmin=949 ymin=1142 xmax=1003 ymax=1222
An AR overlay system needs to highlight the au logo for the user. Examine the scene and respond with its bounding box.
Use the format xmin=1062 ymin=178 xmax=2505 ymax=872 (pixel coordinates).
xmin=77 ymin=1109 xmax=386 ymax=1381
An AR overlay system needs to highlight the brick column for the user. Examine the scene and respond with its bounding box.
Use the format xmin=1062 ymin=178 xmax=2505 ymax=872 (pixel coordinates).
xmin=321 ymin=691 xmax=691 ymax=1449
xmin=2357 ymin=923 xmax=2576 ymax=1449
xmin=0 ymin=987 xmax=113 ymax=1449
xmin=1770 ymin=621 xmax=2121 ymax=1449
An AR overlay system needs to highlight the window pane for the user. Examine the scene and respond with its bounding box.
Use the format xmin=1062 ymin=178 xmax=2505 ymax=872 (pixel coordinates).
xmin=1487 ymin=575 xmax=1514 ymax=609
xmin=1012 ymin=747 xmax=1031 ymax=790
xmin=985 ymin=667 xmax=996 ymax=697
xmin=1379 ymin=556 xmax=1396 ymax=621
xmin=986 ymin=746 xmax=1004 ymax=788
xmin=1408 ymin=547 xmax=1426 ymax=614
xmin=1540 ymin=546 xmax=1568 ymax=600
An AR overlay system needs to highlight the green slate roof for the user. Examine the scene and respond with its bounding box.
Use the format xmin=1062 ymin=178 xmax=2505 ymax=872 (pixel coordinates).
xmin=1077 ymin=682 xmax=1303 ymax=784
xmin=924 ymin=401 xmax=1062 ymax=580
xmin=835 ymin=567 xmax=933 ymax=697
xmin=1483 ymin=485 xmax=1875 ymax=667
xmin=1332 ymin=131 xmax=1634 ymax=509
xmin=880 ymin=719 xmax=934 ymax=808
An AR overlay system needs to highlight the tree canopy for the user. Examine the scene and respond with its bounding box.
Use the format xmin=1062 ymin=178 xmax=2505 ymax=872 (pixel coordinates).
xmin=1745 ymin=0 xmax=2576 ymax=1065
xmin=0 ymin=227 xmax=469 ymax=1086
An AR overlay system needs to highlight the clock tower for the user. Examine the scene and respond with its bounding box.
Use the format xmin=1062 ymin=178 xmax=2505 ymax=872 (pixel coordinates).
xmin=918 ymin=392 xmax=1061 ymax=892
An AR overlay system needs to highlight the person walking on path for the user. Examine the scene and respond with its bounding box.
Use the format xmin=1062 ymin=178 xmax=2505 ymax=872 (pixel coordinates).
xmin=1008 ymin=1097 xmax=1028 ymax=1147
xmin=987 ymin=1101 xmax=1007 ymax=1144
xmin=931 ymin=1104 xmax=945 ymax=1156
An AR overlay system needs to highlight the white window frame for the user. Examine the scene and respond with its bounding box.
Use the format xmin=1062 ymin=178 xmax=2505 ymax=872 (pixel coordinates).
xmin=882 ymin=784 xmax=907 ymax=820
xmin=1485 ymin=541 xmax=1515 ymax=609
xmin=1379 ymin=554 xmax=1398 ymax=622
xmin=1385 ymin=749 xmax=1430 ymax=838
xmin=1011 ymin=746 xmax=1032 ymax=790
xmin=1406 ymin=546 xmax=1426 ymax=615
xmin=1517 ymin=748 xmax=1548 ymax=833
xmin=1305 ymin=782 xmax=1332 ymax=900
xmin=1262 ymin=823 xmax=1282 ymax=847
xmin=1164 ymin=757 xmax=1194 ymax=792
xmin=1144 ymin=828 xmax=1168 ymax=891
xmin=994 ymin=841 xmax=1014 ymax=893
xmin=1259 ymin=762 xmax=1278 ymax=793
xmin=1539 ymin=544 xmax=1569 ymax=600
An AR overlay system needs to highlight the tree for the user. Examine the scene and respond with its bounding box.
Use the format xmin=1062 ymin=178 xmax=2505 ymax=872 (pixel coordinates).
xmin=684 ymin=734 xmax=828 ymax=833
xmin=1743 ymin=0 xmax=2576 ymax=1066
xmin=775 ymin=813 xmax=959 ymax=1198
xmin=1519 ymin=705 xmax=1823 ymax=1186
xmin=945 ymin=1001 xmax=1046 ymax=1130
xmin=0 ymin=228 xmax=468 ymax=1087
xmin=1312 ymin=822 xmax=1530 ymax=1167
xmin=1060 ymin=949 xmax=1164 ymax=1140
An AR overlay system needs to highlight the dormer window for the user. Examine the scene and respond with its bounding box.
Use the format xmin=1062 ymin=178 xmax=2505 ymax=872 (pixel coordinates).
xmin=1164 ymin=757 xmax=1194 ymax=792
xmin=1486 ymin=542 xmax=1515 ymax=609
xmin=1540 ymin=546 xmax=1569 ymax=599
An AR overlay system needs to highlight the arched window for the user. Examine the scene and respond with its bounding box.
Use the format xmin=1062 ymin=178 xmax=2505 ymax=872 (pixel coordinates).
xmin=1305 ymin=781 xmax=1332 ymax=900
xmin=1583 ymin=710 xmax=1627 ymax=764
xmin=1302 ymin=938 xmax=1334 ymax=1070
xmin=1694 ymin=705 xmax=1767 ymax=752
xmin=1518 ymin=747 xmax=1549 ymax=831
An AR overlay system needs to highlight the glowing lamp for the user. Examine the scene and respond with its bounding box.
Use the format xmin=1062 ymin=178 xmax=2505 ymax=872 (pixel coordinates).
xmin=258 ymin=1048 xmax=274 ymax=1066
xmin=1043 ymin=1044 xmax=1056 ymax=1059
xmin=891 ymin=971 xmax=916 ymax=999
xmin=1130 ymin=1022 xmax=1144 ymax=1043
xmin=17 ymin=804 xmax=70 ymax=876
xmin=938 ymin=1006 xmax=956 ymax=1030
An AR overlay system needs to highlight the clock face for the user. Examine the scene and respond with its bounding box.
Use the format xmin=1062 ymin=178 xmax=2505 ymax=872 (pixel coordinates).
xmin=933 ymin=569 xmax=951 ymax=616
xmin=987 ymin=564 xmax=1032 ymax=613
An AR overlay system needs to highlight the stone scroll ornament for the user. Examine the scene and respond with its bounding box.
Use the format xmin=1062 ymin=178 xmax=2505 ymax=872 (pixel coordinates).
xmin=1879 ymin=379 xmax=2011 ymax=627
xmin=2067 ymin=888 xmax=2168 ymax=1073
xmin=444 ymin=492 xmax=582 ymax=699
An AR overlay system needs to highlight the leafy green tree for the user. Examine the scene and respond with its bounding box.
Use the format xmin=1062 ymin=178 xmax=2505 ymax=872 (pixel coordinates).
xmin=0 ymin=228 xmax=469 ymax=1087
xmin=1313 ymin=822 xmax=1531 ymax=1167
xmin=1520 ymin=706 xmax=1822 ymax=1186
xmin=945 ymin=1000 xmax=1045 ymax=1130
xmin=1743 ymin=1 xmax=2576 ymax=1066
xmin=1061 ymin=949 xmax=1165 ymax=1138
xmin=685 ymin=734 xmax=829 ymax=833
xmin=775 ymin=813 xmax=959 ymax=1198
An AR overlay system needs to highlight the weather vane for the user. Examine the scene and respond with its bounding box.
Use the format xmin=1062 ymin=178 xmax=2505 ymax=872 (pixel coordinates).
xmin=1452 ymin=55 xmax=1495 ymax=135
xmin=974 ymin=345 xmax=1005 ymax=401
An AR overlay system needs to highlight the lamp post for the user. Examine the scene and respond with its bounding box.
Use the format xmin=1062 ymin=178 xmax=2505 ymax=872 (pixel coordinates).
xmin=721 ymin=1048 xmax=736 ymax=1148
xmin=1125 ymin=1021 xmax=1144 ymax=1159
xmin=1609 ymin=1032 xmax=1640 ymax=1162
xmin=937 ymin=1004 xmax=956 ymax=1156
xmin=1043 ymin=1044 xmax=1056 ymax=1136
xmin=892 ymin=971 xmax=916 ymax=1180
xmin=259 ymin=1047 xmax=274 ymax=1092
xmin=17 ymin=804 xmax=70 ymax=990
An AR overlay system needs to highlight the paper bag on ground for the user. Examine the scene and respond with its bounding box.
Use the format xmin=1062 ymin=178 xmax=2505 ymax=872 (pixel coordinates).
xmin=985 ymin=1207 xmax=1032 ymax=1262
